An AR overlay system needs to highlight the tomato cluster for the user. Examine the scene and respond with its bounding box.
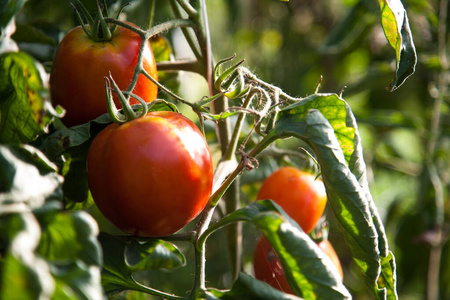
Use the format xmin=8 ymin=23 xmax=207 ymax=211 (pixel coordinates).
xmin=253 ymin=166 xmax=343 ymax=294
xmin=51 ymin=20 xmax=214 ymax=237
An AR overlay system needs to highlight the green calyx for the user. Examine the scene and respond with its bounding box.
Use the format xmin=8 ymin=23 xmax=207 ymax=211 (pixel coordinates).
xmin=71 ymin=0 xmax=128 ymax=42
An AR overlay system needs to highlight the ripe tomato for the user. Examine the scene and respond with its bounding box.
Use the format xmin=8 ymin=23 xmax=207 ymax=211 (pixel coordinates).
xmin=257 ymin=166 xmax=327 ymax=234
xmin=253 ymin=237 xmax=344 ymax=294
xmin=50 ymin=23 xmax=158 ymax=127
xmin=86 ymin=111 xmax=213 ymax=237
xmin=317 ymin=239 xmax=344 ymax=281
xmin=253 ymin=236 xmax=293 ymax=294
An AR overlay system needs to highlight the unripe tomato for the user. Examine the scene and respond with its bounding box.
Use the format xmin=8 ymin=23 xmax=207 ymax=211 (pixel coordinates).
xmin=257 ymin=167 xmax=327 ymax=233
xmin=87 ymin=111 xmax=213 ymax=237
xmin=253 ymin=237 xmax=344 ymax=294
xmin=50 ymin=23 xmax=158 ymax=127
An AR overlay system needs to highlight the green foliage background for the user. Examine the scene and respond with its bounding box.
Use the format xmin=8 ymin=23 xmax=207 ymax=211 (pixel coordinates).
xmin=1 ymin=0 xmax=448 ymax=299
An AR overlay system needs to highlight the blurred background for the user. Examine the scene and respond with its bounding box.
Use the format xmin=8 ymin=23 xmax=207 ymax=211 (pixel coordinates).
xmin=14 ymin=0 xmax=449 ymax=299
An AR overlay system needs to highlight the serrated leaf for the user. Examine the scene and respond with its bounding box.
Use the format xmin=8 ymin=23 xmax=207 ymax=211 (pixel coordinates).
xmin=0 ymin=51 xmax=59 ymax=143
xmin=200 ymin=201 xmax=351 ymax=299
xmin=98 ymin=233 xmax=185 ymax=295
xmin=278 ymin=94 xmax=355 ymax=163
xmin=0 ymin=144 xmax=63 ymax=209
xmin=378 ymin=0 xmax=417 ymax=91
xmin=264 ymin=94 xmax=398 ymax=299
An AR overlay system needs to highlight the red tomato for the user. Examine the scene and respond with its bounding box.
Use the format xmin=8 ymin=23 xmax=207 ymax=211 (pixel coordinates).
xmin=253 ymin=236 xmax=293 ymax=294
xmin=86 ymin=111 xmax=213 ymax=237
xmin=253 ymin=237 xmax=344 ymax=295
xmin=50 ymin=23 xmax=158 ymax=127
xmin=257 ymin=166 xmax=327 ymax=233
xmin=318 ymin=239 xmax=344 ymax=281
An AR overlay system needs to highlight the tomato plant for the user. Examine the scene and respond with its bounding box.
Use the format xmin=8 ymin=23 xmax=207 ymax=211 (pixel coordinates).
xmin=50 ymin=22 xmax=158 ymax=127
xmin=257 ymin=166 xmax=327 ymax=234
xmin=87 ymin=111 xmax=213 ymax=237
xmin=3 ymin=0 xmax=440 ymax=299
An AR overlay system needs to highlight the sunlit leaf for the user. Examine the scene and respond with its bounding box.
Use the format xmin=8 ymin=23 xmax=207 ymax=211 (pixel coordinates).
xmin=378 ymin=0 xmax=417 ymax=91
xmin=0 ymin=51 xmax=60 ymax=143
xmin=277 ymin=94 xmax=356 ymax=163
xmin=256 ymin=93 xmax=397 ymax=299
xmin=200 ymin=200 xmax=351 ymax=299
xmin=0 ymin=144 xmax=63 ymax=209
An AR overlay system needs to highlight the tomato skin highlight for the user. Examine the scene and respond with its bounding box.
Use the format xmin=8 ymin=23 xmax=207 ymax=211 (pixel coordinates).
xmin=86 ymin=111 xmax=213 ymax=237
xmin=257 ymin=166 xmax=327 ymax=234
xmin=50 ymin=23 xmax=158 ymax=127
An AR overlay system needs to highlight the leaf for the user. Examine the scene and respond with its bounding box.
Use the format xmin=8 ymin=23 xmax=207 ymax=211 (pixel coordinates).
xmin=264 ymin=93 xmax=397 ymax=299
xmin=200 ymin=200 xmax=351 ymax=299
xmin=278 ymin=94 xmax=356 ymax=163
xmin=36 ymin=209 xmax=104 ymax=300
xmin=0 ymin=145 xmax=104 ymax=300
xmin=39 ymin=101 xmax=176 ymax=161
xmin=0 ymin=213 xmax=55 ymax=300
xmin=378 ymin=0 xmax=417 ymax=91
xmin=0 ymin=0 xmax=26 ymax=30
xmin=321 ymin=0 xmax=376 ymax=54
xmin=0 ymin=51 xmax=60 ymax=143
xmin=98 ymin=233 xmax=185 ymax=295
xmin=0 ymin=144 xmax=63 ymax=209
xmin=126 ymin=239 xmax=186 ymax=271
xmin=208 ymin=273 xmax=302 ymax=300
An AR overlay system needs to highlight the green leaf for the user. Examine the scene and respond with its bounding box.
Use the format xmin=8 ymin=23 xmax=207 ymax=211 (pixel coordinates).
xmin=321 ymin=1 xmax=376 ymax=54
xmin=0 ymin=213 xmax=55 ymax=300
xmin=0 ymin=0 xmax=26 ymax=30
xmin=98 ymin=233 xmax=185 ymax=296
xmin=39 ymin=101 xmax=176 ymax=161
xmin=264 ymin=93 xmax=398 ymax=299
xmin=0 ymin=144 xmax=63 ymax=209
xmin=37 ymin=210 xmax=102 ymax=266
xmin=278 ymin=94 xmax=356 ymax=163
xmin=126 ymin=239 xmax=186 ymax=271
xmin=200 ymin=200 xmax=351 ymax=299
xmin=378 ymin=0 xmax=417 ymax=91
xmin=36 ymin=209 xmax=104 ymax=300
xmin=208 ymin=273 xmax=302 ymax=300
xmin=0 ymin=51 xmax=59 ymax=143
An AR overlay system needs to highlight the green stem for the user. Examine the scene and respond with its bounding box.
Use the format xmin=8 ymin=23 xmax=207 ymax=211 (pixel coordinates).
xmin=156 ymin=60 xmax=204 ymax=75
xmin=169 ymin=0 xmax=203 ymax=62
xmin=146 ymin=0 xmax=156 ymax=29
